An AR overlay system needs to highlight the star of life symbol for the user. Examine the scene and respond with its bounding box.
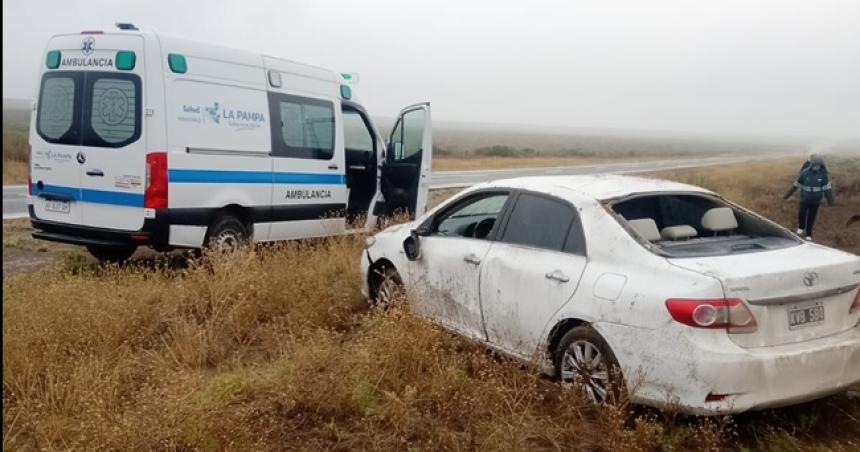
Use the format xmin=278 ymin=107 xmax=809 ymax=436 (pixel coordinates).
xmin=81 ymin=37 xmax=95 ymax=55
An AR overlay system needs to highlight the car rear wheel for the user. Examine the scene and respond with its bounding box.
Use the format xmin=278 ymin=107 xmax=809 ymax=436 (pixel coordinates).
xmin=86 ymin=245 xmax=137 ymax=264
xmin=205 ymin=215 xmax=249 ymax=250
xmin=555 ymin=326 xmax=623 ymax=404
xmin=371 ymin=266 xmax=403 ymax=306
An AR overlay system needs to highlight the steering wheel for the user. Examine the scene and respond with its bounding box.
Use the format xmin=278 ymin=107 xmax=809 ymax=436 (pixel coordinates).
xmin=473 ymin=218 xmax=496 ymax=239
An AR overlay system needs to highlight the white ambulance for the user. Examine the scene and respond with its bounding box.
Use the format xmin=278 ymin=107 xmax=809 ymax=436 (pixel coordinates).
xmin=29 ymin=23 xmax=432 ymax=262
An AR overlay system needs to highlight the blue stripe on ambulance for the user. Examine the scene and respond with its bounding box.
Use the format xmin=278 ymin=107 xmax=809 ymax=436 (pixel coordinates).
xmin=169 ymin=169 xmax=346 ymax=185
xmin=31 ymin=170 xmax=345 ymax=207
xmin=33 ymin=184 xmax=144 ymax=207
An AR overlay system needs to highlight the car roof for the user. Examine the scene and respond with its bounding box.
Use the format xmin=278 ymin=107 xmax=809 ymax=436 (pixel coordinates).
xmin=478 ymin=174 xmax=713 ymax=202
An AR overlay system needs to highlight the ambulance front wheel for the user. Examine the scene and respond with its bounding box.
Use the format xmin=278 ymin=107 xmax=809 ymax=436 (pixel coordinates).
xmin=86 ymin=245 xmax=137 ymax=264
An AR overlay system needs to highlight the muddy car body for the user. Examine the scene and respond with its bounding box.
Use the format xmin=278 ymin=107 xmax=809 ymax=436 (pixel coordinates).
xmin=361 ymin=174 xmax=860 ymax=414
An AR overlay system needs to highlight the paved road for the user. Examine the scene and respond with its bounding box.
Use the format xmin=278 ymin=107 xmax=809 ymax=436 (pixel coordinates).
xmin=4 ymin=185 xmax=28 ymax=220
xmin=2 ymin=155 xmax=762 ymax=220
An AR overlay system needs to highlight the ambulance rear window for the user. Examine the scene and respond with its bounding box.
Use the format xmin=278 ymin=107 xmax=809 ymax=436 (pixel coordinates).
xmin=37 ymin=73 xmax=82 ymax=144
xmin=89 ymin=78 xmax=138 ymax=145
xmin=35 ymin=71 xmax=141 ymax=148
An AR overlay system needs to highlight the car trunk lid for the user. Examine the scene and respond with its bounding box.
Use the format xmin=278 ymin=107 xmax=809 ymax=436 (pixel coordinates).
xmin=669 ymin=243 xmax=860 ymax=348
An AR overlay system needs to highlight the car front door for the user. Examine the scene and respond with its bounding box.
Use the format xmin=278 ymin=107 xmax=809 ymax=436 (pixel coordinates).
xmin=479 ymin=192 xmax=588 ymax=359
xmin=404 ymin=191 xmax=511 ymax=341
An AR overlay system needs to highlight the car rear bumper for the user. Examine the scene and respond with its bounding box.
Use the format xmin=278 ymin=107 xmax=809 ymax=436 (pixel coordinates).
xmin=695 ymin=326 xmax=860 ymax=414
xmin=30 ymin=206 xmax=169 ymax=249
xmin=599 ymin=323 xmax=860 ymax=414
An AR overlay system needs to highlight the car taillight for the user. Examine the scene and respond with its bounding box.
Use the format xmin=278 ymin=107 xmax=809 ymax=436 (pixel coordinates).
xmin=665 ymin=298 xmax=757 ymax=334
xmin=850 ymin=288 xmax=860 ymax=314
xmin=144 ymin=152 xmax=168 ymax=209
xmin=27 ymin=143 xmax=32 ymax=195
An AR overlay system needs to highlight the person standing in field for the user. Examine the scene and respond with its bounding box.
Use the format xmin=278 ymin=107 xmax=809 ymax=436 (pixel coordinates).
xmin=784 ymin=155 xmax=835 ymax=241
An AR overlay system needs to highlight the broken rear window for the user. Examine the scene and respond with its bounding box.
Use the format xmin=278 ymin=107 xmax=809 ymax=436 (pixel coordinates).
xmin=610 ymin=193 xmax=800 ymax=258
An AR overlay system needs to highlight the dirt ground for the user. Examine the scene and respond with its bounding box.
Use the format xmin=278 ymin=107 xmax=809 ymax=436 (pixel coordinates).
xmin=2 ymin=219 xmax=74 ymax=278
xmin=2 ymin=219 xmax=175 ymax=279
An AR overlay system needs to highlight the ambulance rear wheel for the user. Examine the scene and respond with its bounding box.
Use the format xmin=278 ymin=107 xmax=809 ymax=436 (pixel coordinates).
xmin=205 ymin=215 xmax=249 ymax=250
xmin=87 ymin=245 xmax=137 ymax=264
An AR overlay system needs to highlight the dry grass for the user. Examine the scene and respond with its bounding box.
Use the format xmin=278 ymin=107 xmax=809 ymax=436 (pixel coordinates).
xmin=3 ymin=157 xmax=860 ymax=451
xmin=3 ymin=240 xmax=740 ymax=451
xmin=3 ymin=160 xmax=28 ymax=185
xmin=3 ymin=117 xmax=29 ymax=184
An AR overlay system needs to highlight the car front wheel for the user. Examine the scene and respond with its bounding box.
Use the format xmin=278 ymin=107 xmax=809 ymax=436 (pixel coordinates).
xmin=371 ymin=266 xmax=403 ymax=306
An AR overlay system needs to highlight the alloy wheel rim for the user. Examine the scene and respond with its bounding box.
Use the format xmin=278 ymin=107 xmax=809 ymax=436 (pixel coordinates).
xmin=377 ymin=277 xmax=398 ymax=304
xmin=561 ymin=339 xmax=610 ymax=403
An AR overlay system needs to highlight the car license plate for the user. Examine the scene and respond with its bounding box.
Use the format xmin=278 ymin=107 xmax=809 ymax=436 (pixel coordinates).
xmin=788 ymin=301 xmax=825 ymax=330
xmin=44 ymin=199 xmax=70 ymax=214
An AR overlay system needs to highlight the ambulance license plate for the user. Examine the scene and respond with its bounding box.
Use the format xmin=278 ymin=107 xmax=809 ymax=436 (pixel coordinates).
xmin=45 ymin=199 xmax=70 ymax=214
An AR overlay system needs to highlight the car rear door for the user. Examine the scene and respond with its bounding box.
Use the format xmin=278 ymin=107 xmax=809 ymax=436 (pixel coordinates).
xmin=479 ymin=192 xmax=588 ymax=358
xmin=380 ymin=103 xmax=432 ymax=218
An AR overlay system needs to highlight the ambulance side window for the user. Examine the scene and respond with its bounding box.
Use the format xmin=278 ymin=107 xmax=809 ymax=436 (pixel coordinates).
xmin=269 ymin=92 xmax=335 ymax=160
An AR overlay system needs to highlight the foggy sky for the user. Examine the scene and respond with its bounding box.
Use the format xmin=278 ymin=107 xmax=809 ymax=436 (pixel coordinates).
xmin=4 ymin=0 xmax=860 ymax=140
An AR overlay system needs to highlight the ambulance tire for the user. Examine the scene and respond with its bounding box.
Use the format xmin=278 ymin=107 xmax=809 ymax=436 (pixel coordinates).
xmin=86 ymin=245 xmax=137 ymax=264
xmin=204 ymin=215 xmax=249 ymax=250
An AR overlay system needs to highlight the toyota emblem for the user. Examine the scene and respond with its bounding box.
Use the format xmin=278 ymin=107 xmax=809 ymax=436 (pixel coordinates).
xmin=802 ymin=272 xmax=819 ymax=287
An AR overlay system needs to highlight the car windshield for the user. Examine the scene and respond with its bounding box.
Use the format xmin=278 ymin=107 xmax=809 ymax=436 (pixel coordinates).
xmin=611 ymin=193 xmax=800 ymax=258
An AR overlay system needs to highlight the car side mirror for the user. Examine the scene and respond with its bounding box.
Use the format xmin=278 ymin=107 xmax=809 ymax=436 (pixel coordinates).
xmin=403 ymin=229 xmax=422 ymax=261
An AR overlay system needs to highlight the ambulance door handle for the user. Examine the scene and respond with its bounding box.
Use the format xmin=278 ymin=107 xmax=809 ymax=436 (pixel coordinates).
xmin=86 ymin=169 xmax=105 ymax=177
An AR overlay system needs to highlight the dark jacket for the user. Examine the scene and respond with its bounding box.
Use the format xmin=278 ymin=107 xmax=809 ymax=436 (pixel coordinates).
xmin=784 ymin=166 xmax=835 ymax=206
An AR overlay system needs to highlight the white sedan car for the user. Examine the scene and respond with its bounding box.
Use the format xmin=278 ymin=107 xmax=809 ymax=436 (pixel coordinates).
xmin=360 ymin=174 xmax=860 ymax=414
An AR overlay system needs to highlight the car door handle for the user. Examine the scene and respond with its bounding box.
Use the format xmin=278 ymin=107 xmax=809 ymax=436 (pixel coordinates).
xmin=328 ymin=164 xmax=339 ymax=170
xmin=545 ymin=270 xmax=570 ymax=283
xmin=463 ymin=254 xmax=482 ymax=266
xmin=85 ymin=169 xmax=104 ymax=177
